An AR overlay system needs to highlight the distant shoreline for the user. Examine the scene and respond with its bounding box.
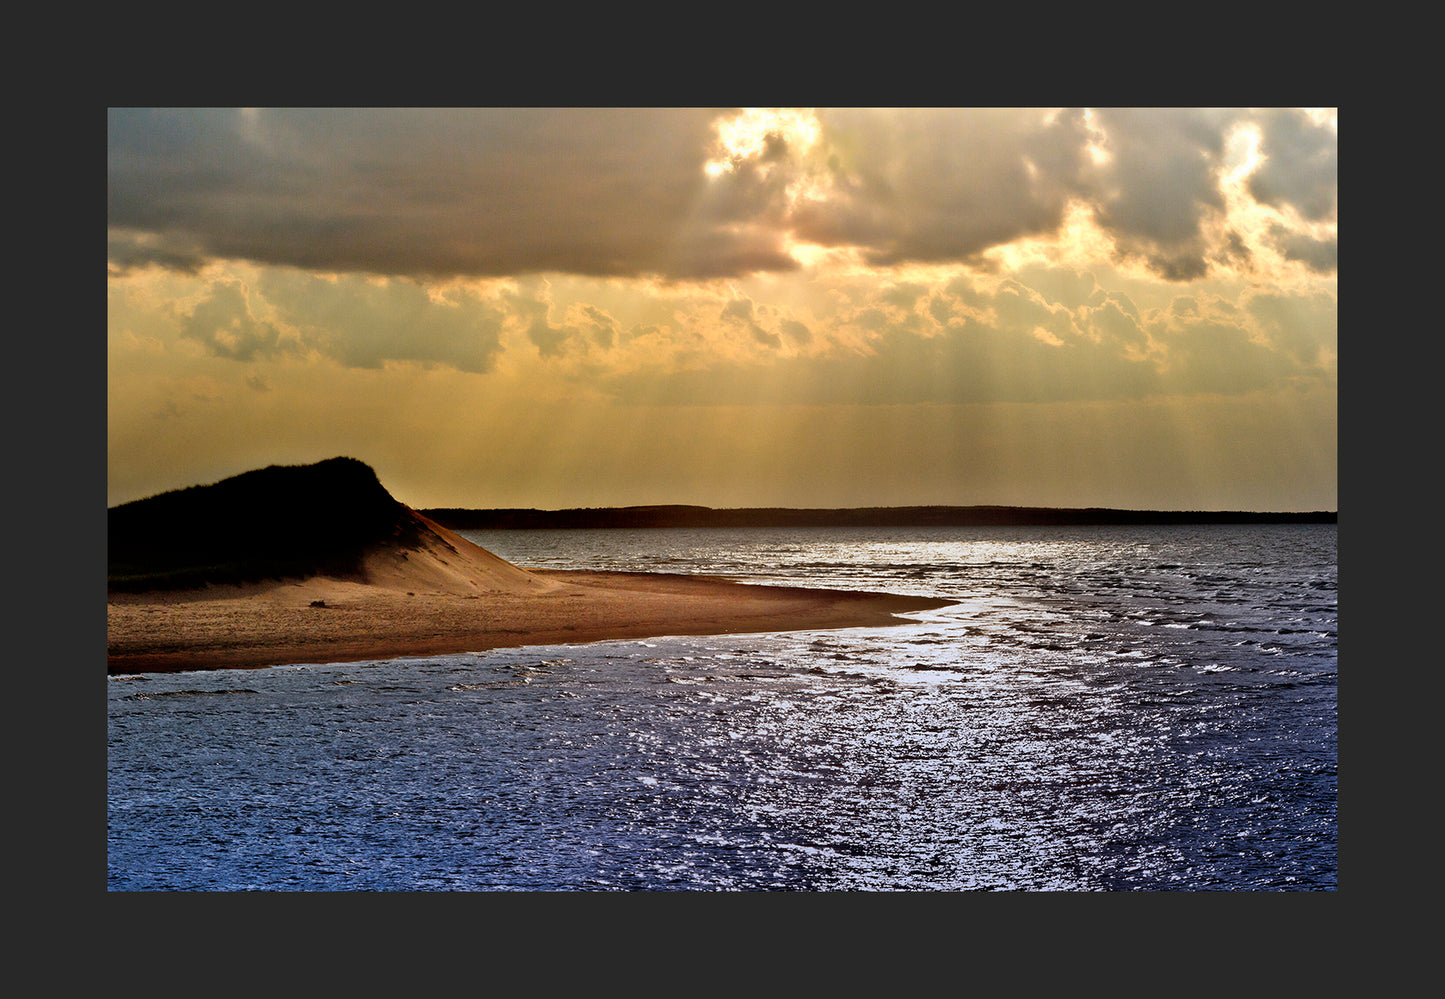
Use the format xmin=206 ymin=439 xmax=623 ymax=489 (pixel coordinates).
xmin=105 ymin=459 xmax=1329 ymax=674
xmin=424 ymin=505 xmax=1338 ymax=531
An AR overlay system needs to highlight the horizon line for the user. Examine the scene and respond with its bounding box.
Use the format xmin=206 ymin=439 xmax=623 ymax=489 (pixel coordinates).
xmin=421 ymin=504 xmax=1337 ymax=529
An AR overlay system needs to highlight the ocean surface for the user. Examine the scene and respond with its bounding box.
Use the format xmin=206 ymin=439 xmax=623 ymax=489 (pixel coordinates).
xmin=107 ymin=524 xmax=1337 ymax=891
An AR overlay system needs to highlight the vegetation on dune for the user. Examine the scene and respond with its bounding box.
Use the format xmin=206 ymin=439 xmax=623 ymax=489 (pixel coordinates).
xmin=108 ymin=457 xmax=423 ymax=592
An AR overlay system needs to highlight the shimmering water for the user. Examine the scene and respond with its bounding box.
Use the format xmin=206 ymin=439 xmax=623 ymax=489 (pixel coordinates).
xmin=107 ymin=524 xmax=1336 ymax=890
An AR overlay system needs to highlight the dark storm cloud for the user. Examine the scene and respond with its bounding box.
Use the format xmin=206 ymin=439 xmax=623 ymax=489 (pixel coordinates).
xmin=108 ymin=108 xmax=1336 ymax=284
xmin=1084 ymin=108 xmax=1233 ymax=279
xmin=796 ymin=108 xmax=1334 ymax=282
xmin=1268 ymin=223 xmax=1339 ymax=274
xmin=789 ymin=107 xmax=1234 ymax=274
xmin=792 ymin=108 xmax=1094 ymax=266
xmin=109 ymin=108 xmax=729 ymax=280
xmin=1247 ymin=108 xmax=1338 ymax=221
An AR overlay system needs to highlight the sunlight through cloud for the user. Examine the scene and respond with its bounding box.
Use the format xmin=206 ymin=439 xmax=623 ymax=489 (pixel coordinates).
xmin=108 ymin=108 xmax=1336 ymax=512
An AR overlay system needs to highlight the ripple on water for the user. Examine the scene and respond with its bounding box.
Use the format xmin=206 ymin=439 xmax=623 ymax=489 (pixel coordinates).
xmin=109 ymin=524 xmax=1335 ymax=890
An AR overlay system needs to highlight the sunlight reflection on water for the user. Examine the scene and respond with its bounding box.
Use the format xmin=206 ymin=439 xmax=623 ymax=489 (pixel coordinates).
xmin=109 ymin=524 xmax=1335 ymax=890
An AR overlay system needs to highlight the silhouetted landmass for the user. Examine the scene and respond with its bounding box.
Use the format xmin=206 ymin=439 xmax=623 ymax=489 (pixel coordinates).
xmin=108 ymin=456 xmax=1335 ymax=591
xmin=423 ymin=504 xmax=1337 ymax=530
xmin=108 ymin=457 xmax=425 ymax=592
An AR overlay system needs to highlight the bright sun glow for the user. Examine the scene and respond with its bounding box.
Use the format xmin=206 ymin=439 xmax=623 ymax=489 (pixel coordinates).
xmin=705 ymin=108 xmax=822 ymax=179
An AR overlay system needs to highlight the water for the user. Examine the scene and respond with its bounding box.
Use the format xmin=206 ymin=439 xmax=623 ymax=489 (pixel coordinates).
xmin=107 ymin=524 xmax=1336 ymax=890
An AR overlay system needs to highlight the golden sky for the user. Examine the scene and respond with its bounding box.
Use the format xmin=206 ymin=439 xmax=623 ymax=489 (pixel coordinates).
xmin=107 ymin=108 xmax=1337 ymax=511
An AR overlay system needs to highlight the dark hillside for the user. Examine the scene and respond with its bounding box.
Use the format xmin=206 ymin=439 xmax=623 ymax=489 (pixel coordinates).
xmin=108 ymin=457 xmax=422 ymax=592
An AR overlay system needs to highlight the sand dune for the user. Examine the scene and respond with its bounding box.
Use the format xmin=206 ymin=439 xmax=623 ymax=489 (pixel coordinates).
xmin=108 ymin=503 xmax=952 ymax=674
xmin=358 ymin=511 xmax=558 ymax=595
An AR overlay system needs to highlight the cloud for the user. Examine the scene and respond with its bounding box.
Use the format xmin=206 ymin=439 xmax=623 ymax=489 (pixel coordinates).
xmin=1247 ymin=108 xmax=1338 ymax=221
xmin=518 ymin=293 xmax=629 ymax=360
xmin=1244 ymin=289 xmax=1338 ymax=367
xmin=1268 ymin=223 xmax=1338 ymax=274
xmin=1081 ymin=108 xmax=1235 ymax=279
xmin=780 ymin=319 xmax=812 ymax=345
xmin=1153 ymin=316 xmax=1297 ymax=395
xmin=108 ymin=109 xmax=1337 ymax=285
xmin=719 ymin=295 xmax=783 ymax=348
xmin=788 ymin=108 xmax=1092 ymax=266
xmin=107 ymin=110 xmax=1338 ymax=513
xmin=593 ymin=265 xmax=1333 ymax=408
xmin=109 ymin=108 xmax=732 ymax=280
xmin=178 ymin=280 xmax=290 ymax=362
xmin=720 ymin=298 xmax=755 ymax=324
xmin=253 ymin=270 xmax=508 ymax=373
xmin=573 ymin=304 xmax=619 ymax=349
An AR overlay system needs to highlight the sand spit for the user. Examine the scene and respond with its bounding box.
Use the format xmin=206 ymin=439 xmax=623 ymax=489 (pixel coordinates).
xmin=108 ymin=512 xmax=952 ymax=674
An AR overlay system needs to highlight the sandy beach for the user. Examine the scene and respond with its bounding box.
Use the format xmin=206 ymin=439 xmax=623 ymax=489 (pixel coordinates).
xmin=108 ymin=513 xmax=951 ymax=674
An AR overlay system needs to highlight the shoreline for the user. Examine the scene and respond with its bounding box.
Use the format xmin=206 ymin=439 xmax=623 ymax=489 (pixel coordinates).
xmin=107 ymin=568 xmax=954 ymax=675
xmin=428 ymin=505 xmax=1337 ymax=530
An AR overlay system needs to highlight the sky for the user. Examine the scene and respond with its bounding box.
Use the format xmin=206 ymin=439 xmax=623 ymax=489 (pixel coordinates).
xmin=107 ymin=108 xmax=1337 ymax=512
